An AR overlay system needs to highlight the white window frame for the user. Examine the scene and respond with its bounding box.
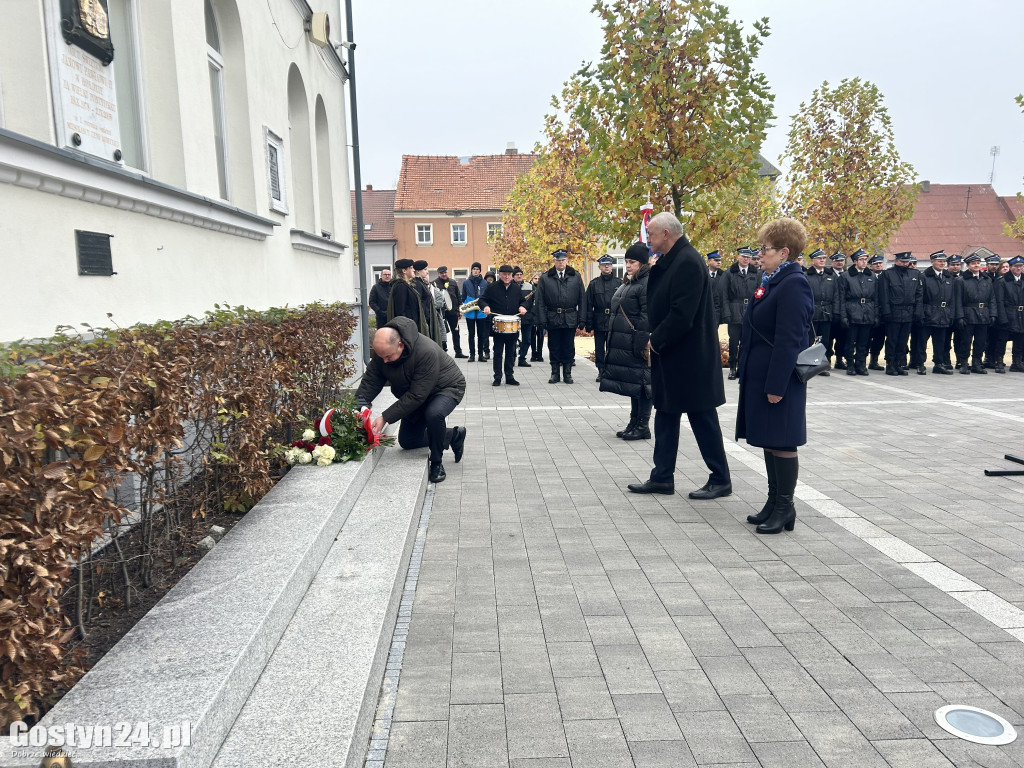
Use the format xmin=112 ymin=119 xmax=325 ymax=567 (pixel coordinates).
xmin=108 ymin=0 xmax=150 ymax=172
xmin=264 ymin=127 xmax=288 ymax=214
xmin=486 ymin=222 xmax=503 ymax=244
xmin=453 ymin=268 xmax=469 ymax=279
xmin=451 ymin=223 xmax=467 ymax=246
xmin=415 ymin=223 xmax=433 ymax=245
xmin=206 ymin=2 xmax=230 ymax=200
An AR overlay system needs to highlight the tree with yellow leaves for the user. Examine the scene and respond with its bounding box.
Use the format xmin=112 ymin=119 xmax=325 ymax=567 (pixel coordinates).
xmin=1003 ymin=94 xmax=1024 ymax=245
xmin=690 ymin=173 xmax=780 ymax=263
xmin=782 ymin=78 xmax=917 ymax=254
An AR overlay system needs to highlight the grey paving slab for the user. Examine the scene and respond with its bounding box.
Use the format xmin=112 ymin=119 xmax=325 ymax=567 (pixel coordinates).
xmin=371 ymin=362 xmax=1024 ymax=768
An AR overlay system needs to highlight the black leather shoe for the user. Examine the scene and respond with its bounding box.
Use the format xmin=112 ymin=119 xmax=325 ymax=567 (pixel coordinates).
xmin=455 ymin=353 xmax=468 ymax=359
xmin=834 ymin=360 xmax=847 ymax=370
xmin=819 ymin=370 xmax=830 ymax=376
xmin=917 ymin=365 xmax=928 ymax=375
xmin=868 ymin=362 xmax=884 ymax=371
xmin=428 ymin=462 xmax=446 ymax=483
xmin=468 ymin=355 xmax=476 ymax=362
xmin=846 ymin=368 xmax=857 ymax=376
xmin=506 ymin=377 xmax=520 ymax=386
xmin=688 ymin=482 xmax=733 ymax=500
xmin=897 ymin=368 xmax=909 ymax=376
xmin=627 ymin=480 xmax=674 ymax=494
xmin=518 ymin=359 xmax=531 ymax=367
xmin=934 ymin=365 xmax=953 ymax=375
xmin=450 ymin=426 xmax=466 ymax=463
xmin=492 ymin=379 xmax=502 ymax=386
xmin=727 ymin=368 xmax=738 ymax=380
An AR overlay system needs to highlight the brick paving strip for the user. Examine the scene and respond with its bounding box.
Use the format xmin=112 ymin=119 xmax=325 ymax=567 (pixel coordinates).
xmin=371 ymin=353 xmax=1024 ymax=768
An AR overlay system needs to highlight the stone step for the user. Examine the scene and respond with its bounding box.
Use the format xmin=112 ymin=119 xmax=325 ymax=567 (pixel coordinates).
xmin=210 ymin=447 xmax=427 ymax=768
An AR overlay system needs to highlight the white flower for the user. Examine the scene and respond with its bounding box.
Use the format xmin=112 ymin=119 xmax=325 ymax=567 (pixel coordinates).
xmin=312 ymin=444 xmax=336 ymax=463
xmin=302 ymin=429 xmax=316 ymax=442
xmin=296 ymin=450 xmax=312 ymax=465
xmin=316 ymin=455 xmax=333 ymax=467
xmin=285 ymin=448 xmax=302 ymax=465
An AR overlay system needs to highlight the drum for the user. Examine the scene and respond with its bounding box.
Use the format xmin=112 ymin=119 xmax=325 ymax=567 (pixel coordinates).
xmin=492 ymin=314 xmax=520 ymax=335
xmin=442 ymin=290 xmax=453 ymax=312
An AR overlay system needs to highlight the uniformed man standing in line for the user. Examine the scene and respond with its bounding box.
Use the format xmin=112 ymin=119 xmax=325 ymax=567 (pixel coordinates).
xmin=867 ymin=255 xmax=887 ymax=369
xmin=917 ymin=250 xmax=957 ymax=374
xmin=983 ymin=254 xmax=1004 ymax=369
xmin=839 ymin=250 xmax=878 ymax=375
xmin=586 ymin=254 xmax=621 ymax=381
xmin=723 ymin=246 xmax=760 ymax=380
xmin=945 ymin=254 xmax=964 ymax=368
xmin=707 ymin=251 xmax=726 ymax=326
xmin=956 ymin=253 xmax=999 ymax=373
xmin=997 ymin=255 xmax=1024 ymax=372
xmin=433 ymin=266 xmax=467 ymax=358
xmin=878 ymin=251 xmax=923 ymax=375
xmin=805 ymin=248 xmax=840 ymax=375
xmin=536 ymin=249 xmax=588 ymax=384
xmin=830 ymin=251 xmax=850 ymax=368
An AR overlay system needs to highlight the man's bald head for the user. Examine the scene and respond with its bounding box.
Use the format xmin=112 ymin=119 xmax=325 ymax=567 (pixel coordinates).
xmin=647 ymin=212 xmax=683 ymax=254
xmin=373 ymin=328 xmax=403 ymax=362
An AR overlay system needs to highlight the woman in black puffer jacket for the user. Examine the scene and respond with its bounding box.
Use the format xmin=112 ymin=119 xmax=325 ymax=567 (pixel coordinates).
xmin=600 ymin=242 xmax=652 ymax=440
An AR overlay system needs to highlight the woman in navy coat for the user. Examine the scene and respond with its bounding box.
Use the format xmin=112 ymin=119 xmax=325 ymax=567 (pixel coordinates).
xmin=735 ymin=218 xmax=814 ymax=534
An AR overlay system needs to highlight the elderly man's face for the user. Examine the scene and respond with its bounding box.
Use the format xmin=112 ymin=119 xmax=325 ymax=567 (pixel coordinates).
xmin=500 ymin=271 xmax=512 ymax=284
xmin=373 ymin=334 xmax=403 ymax=363
xmin=554 ymin=258 xmax=568 ymax=271
xmin=737 ymin=254 xmax=751 ymax=267
xmin=648 ymin=226 xmax=669 ymax=255
xmin=1012 ymin=264 xmax=1024 ymax=277
xmin=811 ymin=256 xmax=826 ymax=270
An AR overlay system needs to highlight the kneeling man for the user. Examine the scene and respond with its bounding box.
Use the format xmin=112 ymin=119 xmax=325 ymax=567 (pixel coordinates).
xmin=356 ymin=317 xmax=467 ymax=483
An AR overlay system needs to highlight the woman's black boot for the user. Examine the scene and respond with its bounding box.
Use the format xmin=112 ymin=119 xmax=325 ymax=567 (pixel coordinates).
xmin=756 ymin=455 xmax=798 ymax=534
xmin=617 ymin=399 xmax=638 ymax=438
xmin=747 ymin=451 xmax=777 ymax=524
xmin=622 ymin=399 xmax=651 ymax=440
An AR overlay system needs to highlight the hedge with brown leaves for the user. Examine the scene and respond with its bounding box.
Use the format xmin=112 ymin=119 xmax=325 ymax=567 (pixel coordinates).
xmin=0 ymin=303 xmax=357 ymax=727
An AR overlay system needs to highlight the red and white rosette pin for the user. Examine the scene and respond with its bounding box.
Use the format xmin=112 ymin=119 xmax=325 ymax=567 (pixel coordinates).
xmin=754 ymin=286 xmax=766 ymax=299
xmin=318 ymin=408 xmax=337 ymax=437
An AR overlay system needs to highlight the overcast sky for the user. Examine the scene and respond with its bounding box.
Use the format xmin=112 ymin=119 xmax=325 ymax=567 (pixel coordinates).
xmin=350 ymin=0 xmax=1024 ymax=198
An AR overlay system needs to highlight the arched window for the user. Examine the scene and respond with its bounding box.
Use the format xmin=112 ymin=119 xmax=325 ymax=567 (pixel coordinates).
xmin=287 ymin=65 xmax=314 ymax=233
xmin=314 ymin=96 xmax=334 ymax=237
xmin=206 ymin=0 xmax=229 ymax=199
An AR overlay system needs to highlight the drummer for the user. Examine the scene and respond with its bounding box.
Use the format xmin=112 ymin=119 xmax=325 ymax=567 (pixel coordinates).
xmin=479 ymin=264 xmax=528 ymax=387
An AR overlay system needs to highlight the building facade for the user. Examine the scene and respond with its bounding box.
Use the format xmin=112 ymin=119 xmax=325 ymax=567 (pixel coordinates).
xmin=394 ymin=148 xmax=537 ymax=280
xmin=0 ymin=0 xmax=354 ymax=341
xmin=352 ymin=185 xmax=397 ymax=287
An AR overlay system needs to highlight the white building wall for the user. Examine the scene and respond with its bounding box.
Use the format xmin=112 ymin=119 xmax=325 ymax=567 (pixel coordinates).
xmin=0 ymin=0 xmax=354 ymax=342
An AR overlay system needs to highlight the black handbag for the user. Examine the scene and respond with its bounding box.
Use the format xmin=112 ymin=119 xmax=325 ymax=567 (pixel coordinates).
xmin=750 ymin=320 xmax=829 ymax=383
xmin=618 ymin=305 xmax=650 ymax=365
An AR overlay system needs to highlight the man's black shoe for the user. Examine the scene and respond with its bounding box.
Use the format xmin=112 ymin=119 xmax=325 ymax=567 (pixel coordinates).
xmin=455 ymin=352 xmax=468 ymax=359
xmin=868 ymin=362 xmax=884 ymax=371
xmin=688 ymin=482 xmax=733 ymax=500
xmin=518 ymin=359 xmax=531 ymax=367
xmin=917 ymin=365 xmax=927 ymax=375
xmin=834 ymin=360 xmax=847 ymax=370
xmin=506 ymin=377 xmax=520 ymax=386
xmin=846 ymin=368 xmax=857 ymax=376
xmin=627 ymin=480 xmax=674 ymax=495
xmin=492 ymin=379 xmax=502 ymax=386
xmin=428 ymin=462 xmax=446 ymax=483
xmin=897 ymin=368 xmax=909 ymax=376
xmin=468 ymin=355 xmax=476 ymax=362
xmin=819 ymin=370 xmax=830 ymax=376
xmin=450 ymin=427 xmax=466 ymax=463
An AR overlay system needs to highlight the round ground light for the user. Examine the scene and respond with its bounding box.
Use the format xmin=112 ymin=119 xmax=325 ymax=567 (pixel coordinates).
xmin=934 ymin=705 xmax=1018 ymax=745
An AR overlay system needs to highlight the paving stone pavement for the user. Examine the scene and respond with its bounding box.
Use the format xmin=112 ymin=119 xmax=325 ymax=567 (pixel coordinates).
xmin=374 ymin=351 xmax=1024 ymax=768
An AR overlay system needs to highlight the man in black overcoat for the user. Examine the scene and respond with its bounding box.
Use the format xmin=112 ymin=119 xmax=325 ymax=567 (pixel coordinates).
xmin=628 ymin=212 xmax=732 ymax=499
xmin=586 ymin=254 xmax=621 ymax=381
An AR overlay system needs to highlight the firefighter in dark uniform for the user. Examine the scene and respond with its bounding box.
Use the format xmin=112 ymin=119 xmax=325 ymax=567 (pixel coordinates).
xmin=956 ymin=252 xmax=999 ymax=373
xmin=805 ymin=248 xmax=840 ymax=375
xmin=945 ymin=254 xmax=964 ymax=368
xmin=839 ymin=250 xmax=877 ymax=375
xmin=724 ymin=246 xmax=760 ymax=379
xmin=878 ymin=251 xmax=922 ymax=375
xmin=433 ymin=266 xmax=467 ymax=358
xmin=983 ymin=254 xmax=1004 ymax=368
xmin=867 ymin=255 xmax=887 ymax=369
xmin=829 ymin=251 xmax=850 ymax=368
xmin=586 ymin=254 xmax=621 ymax=381
xmin=997 ymin=255 xmax=1024 ymax=372
xmin=915 ymin=250 xmax=957 ymax=374
xmin=707 ymin=251 xmax=726 ymax=326
xmin=479 ymin=264 xmax=527 ymax=386
xmin=536 ymin=249 xmax=588 ymax=384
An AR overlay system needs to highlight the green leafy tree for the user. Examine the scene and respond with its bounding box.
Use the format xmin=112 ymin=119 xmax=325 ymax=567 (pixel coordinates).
xmin=561 ymin=0 xmax=774 ymax=244
xmin=690 ymin=174 xmax=780 ymax=262
xmin=1003 ymin=94 xmax=1024 ymax=244
xmin=782 ymin=78 xmax=918 ymax=254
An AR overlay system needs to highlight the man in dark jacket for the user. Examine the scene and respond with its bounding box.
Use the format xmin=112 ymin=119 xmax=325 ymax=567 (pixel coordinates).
xmin=839 ymin=251 xmax=878 ymax=375
xmin=628 ymin=212 xmax=731 ymax=500
xmin=479 ymin=264 xmax=526 ymax=386
xmin=916 ymin=250 xmax=957 ymax=374
xmin=433 ymin=266 xmax=466 ymax=358
xmin=586 ymin=254 xmax=621 ymax=381
xmin=829 ymin=251 xmax=850 ymax=368
xmin=707 ymin=251 xmax=726 ymax=326
xmin=368 ymin=268 xmax=392 ymax=329
xmin=956 ymin=253 xmax=999 ymax=373
xmin=867 ymin=255 xmax=887 ymax=368
xmin=804 ymin=248 xmax=840 ymax=374
xmin=356 ymin=317 xmax=467 ymax=484
xmin=997 ymin=255 xmax=1024 ymax=372
xmin=536 ymin=249 xmax=587 ymax=384
xmin=513 ymin=267 xmax=536 ymax=366
xmin=878 ymin=251 xmax=923 ymax=375
xmin=723 ymin=247 xmax=760 ymax=379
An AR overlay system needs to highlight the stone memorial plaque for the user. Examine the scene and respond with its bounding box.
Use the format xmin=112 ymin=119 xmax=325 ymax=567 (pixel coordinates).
xmin=53 ymin=41 xmax=122 ymax=160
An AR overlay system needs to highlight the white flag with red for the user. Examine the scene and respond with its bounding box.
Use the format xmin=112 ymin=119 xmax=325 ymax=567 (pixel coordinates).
xmin=639 ymin=203 xmax=654 ymax=245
